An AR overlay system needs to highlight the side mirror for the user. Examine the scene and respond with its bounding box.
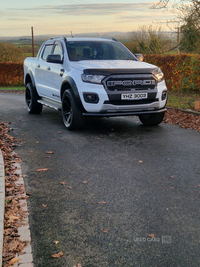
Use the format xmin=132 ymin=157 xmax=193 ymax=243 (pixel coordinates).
xmin=134 ymin=54 xmax=144 ymax=62
xmin=46 ymin=54 xmax=63 ymax=64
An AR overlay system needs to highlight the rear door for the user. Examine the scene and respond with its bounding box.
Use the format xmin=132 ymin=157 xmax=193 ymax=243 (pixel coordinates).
xmin=45 ymin=41 xmax=65 ymax=102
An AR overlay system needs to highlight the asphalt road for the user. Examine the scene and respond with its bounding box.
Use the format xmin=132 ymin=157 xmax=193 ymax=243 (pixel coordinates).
xmin=1 ymin=92 xmax=200 ymax=267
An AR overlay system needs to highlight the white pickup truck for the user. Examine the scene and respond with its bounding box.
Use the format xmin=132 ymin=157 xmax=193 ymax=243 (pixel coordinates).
xmin=23 ymin=36 xmax=167 ymax=130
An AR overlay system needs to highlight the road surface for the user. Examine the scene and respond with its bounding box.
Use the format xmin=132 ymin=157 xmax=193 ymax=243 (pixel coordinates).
xmin=1 ymin=92 xmax=200 ymax=267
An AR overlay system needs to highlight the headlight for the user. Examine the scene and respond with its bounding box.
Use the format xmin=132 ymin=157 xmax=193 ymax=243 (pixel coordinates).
xmin=152 ymin=68 xmax=164 ymax=83
xmin=81 ymin=74 xmax=105 ymax=84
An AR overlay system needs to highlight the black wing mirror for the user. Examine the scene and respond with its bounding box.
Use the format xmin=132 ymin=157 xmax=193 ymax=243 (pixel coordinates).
xmin=46 ymin=54 xmax=63 ymax=64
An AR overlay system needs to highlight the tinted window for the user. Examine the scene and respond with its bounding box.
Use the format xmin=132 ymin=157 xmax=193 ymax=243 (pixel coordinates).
xmin=42 ymin=45 xmax=54 ymax=61
xmin=36 ymin=44 xmax=45 ymax=59
xmin=53 ymin=44 xmax=63 ymax=61
xmin=66 ymin=41 xmax=136 ymax=61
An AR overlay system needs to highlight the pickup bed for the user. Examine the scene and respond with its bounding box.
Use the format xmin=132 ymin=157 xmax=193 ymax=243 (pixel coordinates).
xmin=23 ymin=36 xmax=167 ymax=130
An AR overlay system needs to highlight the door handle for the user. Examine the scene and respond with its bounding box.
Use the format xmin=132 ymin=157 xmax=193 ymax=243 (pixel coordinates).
xmin=60 ymin=69 xmax=65 ymax=77
xmin=47 ymin=67 xmax=51 ymax=71
xmin=37 ymin=64 xmax=40 ymax=68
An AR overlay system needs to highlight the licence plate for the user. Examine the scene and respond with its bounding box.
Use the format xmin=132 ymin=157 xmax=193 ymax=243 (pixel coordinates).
xmin=121 ymin=93 xmax=148 ymax=100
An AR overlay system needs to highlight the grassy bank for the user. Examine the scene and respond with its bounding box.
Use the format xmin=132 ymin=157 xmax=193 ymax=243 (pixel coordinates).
xmin=167 ymin=91 xmax=200 ymax=110
xmin=0 ymin=87 xmax=199 ymax=111
xmin=0 ymin=86 xmax=25 ymax=91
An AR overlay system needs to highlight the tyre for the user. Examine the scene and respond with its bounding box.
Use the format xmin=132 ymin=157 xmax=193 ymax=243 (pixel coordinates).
xmin=25 ymin=83 xmax=43 ymax=114
xmin=62 ymin=89 xmax=85 ymax=130
xmin=139 ymin=112 xmax=165 ymax=126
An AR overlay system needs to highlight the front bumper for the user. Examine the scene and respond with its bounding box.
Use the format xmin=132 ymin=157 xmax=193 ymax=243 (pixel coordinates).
xmin=82 ymin=107 xmax=167 ymax=117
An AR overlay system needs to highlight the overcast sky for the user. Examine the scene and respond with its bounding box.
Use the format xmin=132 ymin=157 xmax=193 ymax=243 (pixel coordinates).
xmin=0 ymin=0 xmax=175 ymax=37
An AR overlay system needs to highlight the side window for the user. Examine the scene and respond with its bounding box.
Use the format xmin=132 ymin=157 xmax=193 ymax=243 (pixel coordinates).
xmin=53 ymin=43 xmax=64 ymax=61
xmin=42 ymin=45 xmax=54 ymax=61
xmin=36 ymin=44 xmax=44 ymax=59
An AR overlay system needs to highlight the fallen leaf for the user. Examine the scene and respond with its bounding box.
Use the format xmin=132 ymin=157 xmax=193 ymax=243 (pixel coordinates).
xmin=139 ymin=160 xmax=143 ymax=163
xmin=95 ymin=137 xmax=101 ymax=140
xmin=5 ymin=183 xmax=13 ymax=188
xmin=58 ymin=131 xmax=62 ymax=134
xmin=60 ymin=182 xmax=66 ymax=185
xmin=9 ymin=257 xmax=20 ymax=265
xmin=42 ymin=204 xmax=47 ymax=208
xmin=51 ymin=251 xmax=63 ymax=258
xmin=148 ymin=233 xmax=155 ymax=238
xmin=4 ymin=228 xmax=13 ymax=236
xmin=54 ymin=241 xmax=59 ymax=245
xmin=30 ymin=151 xmax=33 ymax=153
xmin=103 ymin=229 xmax=107 ymax=233
xmin=169 ymin=187 xmax=174 ymax=189
xmin=20 ymin=195 xmax=29 ymax=199
xmin=197 ymin=185 xmax=200 ymax=187
xmin=8 ymin=215 xmax=20 ymax=222
xmin=68 ymin=186 xmax=72 ymax=190
xmin=15 ymin=158 xmax=22 ymax=163
xmin=36 ymin=141 xmax=39 ymax=144
xmin=98 ymin=201 xmax=107 ymax=204
xmin=83 ymin=181 xmax=87 ymax=184
xmin=22 ymin=174 xmax=28 ymax=178
xmin=36 ymin=168 xmax=50 ymax=172
xmin=169 ymin=176 xmax=174 ymax=178
xmin=45 ymin=156 xmax=51 ymax=158
xmin=46 ymin=151 xmax=54 ymax=154
xmin=163 ymin=109 xmax=200 ymax=132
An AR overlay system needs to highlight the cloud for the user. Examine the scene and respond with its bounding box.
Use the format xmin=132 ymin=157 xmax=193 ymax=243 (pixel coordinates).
xmin=118 ymin=15 xmax=151 ymax=20
xmin=11 ymin=3 xmax=153 ymax=16
xmin=115 ymin=7 xmax=175 ymax=24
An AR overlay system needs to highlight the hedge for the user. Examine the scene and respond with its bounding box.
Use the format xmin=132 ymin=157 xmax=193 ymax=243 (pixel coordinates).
xmin=144 ymin=54 xmax=200 ymax=92
xmin=0 ymin=55 xmax=200 ymax=92
xmin=0 ymin=63 xmax=23 ymax=86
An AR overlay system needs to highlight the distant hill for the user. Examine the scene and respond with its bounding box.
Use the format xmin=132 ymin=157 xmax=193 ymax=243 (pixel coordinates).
xmin=0 ymin=31 xmax=131 ymax=43
xmin=0 ymin=30 xmax=177 ymax=45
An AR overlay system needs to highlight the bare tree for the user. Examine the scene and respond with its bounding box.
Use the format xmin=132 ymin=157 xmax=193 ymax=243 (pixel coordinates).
xmin=128 ymin=25 xmax=171 ymax=54
xmin=151 ymin=0 xmax=200 ymax=53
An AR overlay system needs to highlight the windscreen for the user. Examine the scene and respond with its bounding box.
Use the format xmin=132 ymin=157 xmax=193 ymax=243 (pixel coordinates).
xmin=66 ymin=40 xmax=137 ymax=61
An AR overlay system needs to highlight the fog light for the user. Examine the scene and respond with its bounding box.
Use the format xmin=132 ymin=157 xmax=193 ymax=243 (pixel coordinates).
xmin=162 ymin=91 xmax=167 ymax=101
xmin=83 ymin=93 xmax=99 ymax=103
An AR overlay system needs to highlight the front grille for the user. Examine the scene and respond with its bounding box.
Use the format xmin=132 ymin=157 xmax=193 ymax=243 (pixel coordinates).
xmin=103 ymin=74 xmax=156 ymax=92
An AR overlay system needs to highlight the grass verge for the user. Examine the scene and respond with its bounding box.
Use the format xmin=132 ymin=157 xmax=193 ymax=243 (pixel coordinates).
xmin=167 ymin=91 xmax=200 ymax=110
xmin=0 ymin=86 xmax=25 ymax=91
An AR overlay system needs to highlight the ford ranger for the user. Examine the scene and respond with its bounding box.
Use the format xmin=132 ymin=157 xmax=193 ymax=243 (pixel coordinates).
xmin=23 ymin=36 xmax=167 ymax=130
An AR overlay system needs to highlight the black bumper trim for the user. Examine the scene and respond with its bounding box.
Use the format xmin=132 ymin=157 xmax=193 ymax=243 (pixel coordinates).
xmin=82 ymin=108 xmax=167 ymax=117
xmin=104 ymin=97 xmax=158 ymax=105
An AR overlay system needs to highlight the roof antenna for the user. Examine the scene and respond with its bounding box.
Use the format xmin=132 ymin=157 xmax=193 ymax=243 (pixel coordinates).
xmin=70 ymin=31 xmax=74 ymax=38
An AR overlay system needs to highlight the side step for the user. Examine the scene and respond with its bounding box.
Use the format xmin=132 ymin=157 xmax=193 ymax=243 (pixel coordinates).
xmin=38 ymin=99 xmax=62 ymax=111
